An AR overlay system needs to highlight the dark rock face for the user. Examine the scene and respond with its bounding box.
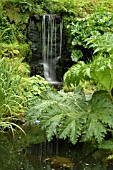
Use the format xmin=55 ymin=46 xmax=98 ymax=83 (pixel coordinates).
xmin=28 ymin=18 xmax=43 ymax=76
xmin=28 ymin=14 xmax=72 ymax=82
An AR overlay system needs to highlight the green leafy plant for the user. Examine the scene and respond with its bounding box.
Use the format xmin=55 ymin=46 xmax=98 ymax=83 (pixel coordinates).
xmin=25 ymin=86 xmax=113 ymax=145
xmin=64 ymin=54 xmax=113 ymax=99
xmin=0 ymin=57 xmax=30 ymax=133
xmin=0 ymin=43 xmax=30 ymax=60
xmin=67 ymin=11 xmax=113 ymax=61
xmin=64 ymin=61 xmax=91 ymax=87
xmin=25 ymin=75 xmax=51 ymax=100
xmin=86 ymin=32 xmax=113 ymax=55
xmin=0 ymin=56 xmax=51 ymax=134
xmin=0 ymin=16 xmax=16 ymax=43
xmin=90 ymin=55 xmax=113 ymax=98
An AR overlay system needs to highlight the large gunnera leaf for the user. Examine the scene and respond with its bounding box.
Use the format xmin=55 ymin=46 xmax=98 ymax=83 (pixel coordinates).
xmin=25 ymin=87 xmax=113 ymax=145
xmin=82 ymin=91 xmax=113 ymax=143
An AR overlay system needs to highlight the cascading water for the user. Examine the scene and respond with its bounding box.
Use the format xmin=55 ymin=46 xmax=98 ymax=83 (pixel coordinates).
xmin=41 ymin=14 xmax=63 ymax=85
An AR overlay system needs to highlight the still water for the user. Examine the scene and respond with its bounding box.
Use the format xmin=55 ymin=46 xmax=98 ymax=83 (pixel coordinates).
xmin=0 ymin=126 xmax=113 ymax=170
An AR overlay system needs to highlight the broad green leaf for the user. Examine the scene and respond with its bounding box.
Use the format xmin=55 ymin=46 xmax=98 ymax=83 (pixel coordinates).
xmin=90 ymin=56 xmax=113 ymax=95
xmin=25 ymin=87 xmax=113 ymax=145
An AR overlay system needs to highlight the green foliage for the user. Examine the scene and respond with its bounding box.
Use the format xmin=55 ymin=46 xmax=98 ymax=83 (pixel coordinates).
xmin=25 ymin=75 xmax=51 ymax=100
xmin=0 ymin=16 xmax=16 ymax=43
xmin=0 ymin=56 xmax=51 ymax=133
xmin=49 ymin=0 xmax=113 ymax=17
xmin=99 ymin=139 xmax=113 ymax=150
xmin=0 ymin=7 xmax=31 ymax=61
xmin=0 ymin=43 xmax=30 ymax=59
xmin=1 ymin=0 xmax=31 ymax=23
xmin=90 ymin=55 xmax=113 ymax=98
xmin=86 ymin=32 xmax=113 ymax=55
xmin=71 ymin=49 xmax=83 ymax=62
xmin=25 ymin=86 xmax=113 ymax=145
xmin=64 ymin=55 xmax=113 ymax=98
xmin=0 ymin=57 xmax=30 ymax=133
xmin=67 ymin=11 xmax=113 ymax=61
xmin=0 ymin=0 xmax=33 ymax=46
xmin=64 ymin=61 xmax=91 ymax=87
xmin=64 ymin=11 xmax=113 ymax=96
xmin=64 ymin=53 xmax=113 ymax=99
xmin=0 ymin=121 xmax=25 ymax=135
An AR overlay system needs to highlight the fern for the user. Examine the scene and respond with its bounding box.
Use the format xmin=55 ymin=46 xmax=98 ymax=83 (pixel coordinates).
xmin=25 ymin=87 xmax=113 ymax=145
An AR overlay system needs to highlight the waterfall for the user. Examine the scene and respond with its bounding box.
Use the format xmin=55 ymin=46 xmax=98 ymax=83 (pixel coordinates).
xmin=41 ymin=14 xmax=63 ymax=85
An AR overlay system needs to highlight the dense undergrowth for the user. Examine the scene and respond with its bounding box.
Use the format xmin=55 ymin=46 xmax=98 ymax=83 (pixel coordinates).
xmin=1 ymin=0 xmax=113 ymax=154
xmin=0 ymin=57 xmax=50 ymax=133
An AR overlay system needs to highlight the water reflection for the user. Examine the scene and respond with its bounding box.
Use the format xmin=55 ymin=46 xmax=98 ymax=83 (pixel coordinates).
xmin=0 ymin=126 xmax=113 ymax=170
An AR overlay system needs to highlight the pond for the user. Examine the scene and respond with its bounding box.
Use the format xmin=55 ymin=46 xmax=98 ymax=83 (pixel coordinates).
xmin=0 ymin=125 xmax=113 ymax=170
